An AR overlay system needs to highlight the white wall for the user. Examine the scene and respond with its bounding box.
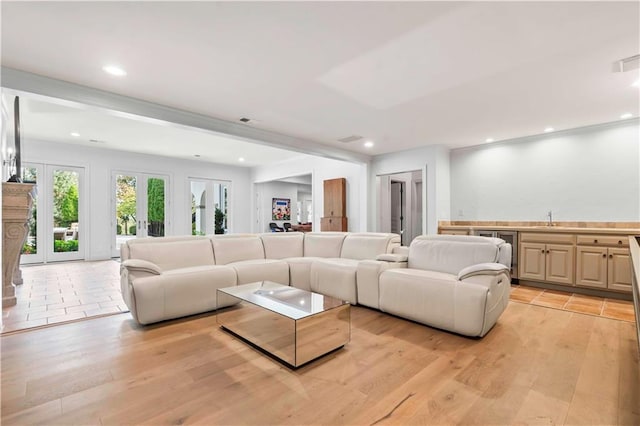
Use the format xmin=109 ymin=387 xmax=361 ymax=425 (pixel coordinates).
xmin=23 ymin=139 xmax=252 ymax=260
xmin=256 ymin=181 xmax=298 ymax=232
xmin=450 ymin=121 xmax=640 ymax=221
xmin=251 ymin=156 xmax=368 ymax=232
xmin=370 ymin=145 xmax=450 ymax=235
xmin=297 ymin=188 xmax=313 ymax=223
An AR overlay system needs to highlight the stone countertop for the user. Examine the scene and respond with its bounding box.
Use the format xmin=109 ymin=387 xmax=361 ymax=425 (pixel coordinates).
xmin=438 ymin=225 xmax=640 ymax=235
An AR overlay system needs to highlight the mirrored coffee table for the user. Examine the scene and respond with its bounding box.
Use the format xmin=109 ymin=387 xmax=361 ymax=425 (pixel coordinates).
xmin=217 ymin=281 xmax=350 ymax=368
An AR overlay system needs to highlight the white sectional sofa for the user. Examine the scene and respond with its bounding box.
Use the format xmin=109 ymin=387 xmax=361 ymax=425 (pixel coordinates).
xmin=120 ymin=232 xmax=401 ymax=325
xmin=120 ymin=232 xmax=511 ymax=337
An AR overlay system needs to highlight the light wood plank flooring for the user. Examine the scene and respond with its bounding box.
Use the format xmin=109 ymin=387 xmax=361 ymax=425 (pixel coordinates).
xmin=2 ymin=302 xmax=639 ymax=425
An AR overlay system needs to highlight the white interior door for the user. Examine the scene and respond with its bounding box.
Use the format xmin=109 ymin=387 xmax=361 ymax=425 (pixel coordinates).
xmin=112 ymin=172 xmax=169 ymax=257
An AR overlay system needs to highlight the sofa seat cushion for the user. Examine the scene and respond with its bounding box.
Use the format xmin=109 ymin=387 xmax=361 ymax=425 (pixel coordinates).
xmin=310 ymin=258 xmax=360 ymax=304
xmin=379 ymin=267 xmax=502 ymax=337
xmin=382 ymin=268 xmax=457 ymax=283
xmin=130 ymin=265 xmax=237 ymax=325
xmin=228 ymin=259 xmax=290 ymax=285
xmin=284 ymin=257 xmax=321 ymax=291
xmin=379 ymin=268 xmax=458 ymax=332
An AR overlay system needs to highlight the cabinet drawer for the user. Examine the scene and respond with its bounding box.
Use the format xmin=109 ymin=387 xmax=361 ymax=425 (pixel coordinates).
xmin=576 ymin=235 xmax=629 ymax=247
xmin=439 ymin=229 xmax=469 ymax=235
xmin=520 ymin=233 xmax=575 ymax=244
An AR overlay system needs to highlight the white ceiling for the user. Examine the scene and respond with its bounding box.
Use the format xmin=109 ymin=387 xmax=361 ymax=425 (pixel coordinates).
xmin=2 ymin=93 xmax=307 ymax=167
xmin=1 ymin=2 xmax=639 ymax=156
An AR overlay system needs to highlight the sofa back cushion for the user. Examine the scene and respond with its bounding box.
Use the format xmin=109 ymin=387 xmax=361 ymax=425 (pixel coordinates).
xmin=127 ymin=238 xmax=215 ymax=270
xmin=121 ymin=235 xmax=203 ymax=261
xmin=408 ymin=236 xmax=500 ymax=274
xmin=303 ymin=232 xmax=347 ymax=258
xmin=211 ymin=234 xmax=265 ymax=265
xmin=260 ymin=232 xmax=304 ymax=259
xmin=340 ymin=233 xmax=401 ymax=260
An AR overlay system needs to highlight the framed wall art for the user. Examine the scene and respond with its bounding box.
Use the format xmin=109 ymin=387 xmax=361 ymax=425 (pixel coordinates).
xmin=272 ymin=198 xmax=291 ymax=220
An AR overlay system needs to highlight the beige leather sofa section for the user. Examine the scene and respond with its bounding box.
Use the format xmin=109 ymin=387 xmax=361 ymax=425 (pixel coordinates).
xmin=378 ymin=235 xmax=511 ymax=337
xmin=120 ymin=232 xmax=400 ymax=325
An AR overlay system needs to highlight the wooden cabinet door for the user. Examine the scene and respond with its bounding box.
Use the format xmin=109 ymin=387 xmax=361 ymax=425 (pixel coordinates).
xmin=323 ymin=178 xmax=346 ymax=217
xmin=545 ymin=244 xmax=574 ymax=285
xmin=608 ymin=248 xmax=632 ymax=292
xmin=519 ymin=243 xmax=546 ymax=281
xmin=320 ymin=217 xmax=348 ymax=232
xmin=576 ymin=246 xmax=607 ymax=289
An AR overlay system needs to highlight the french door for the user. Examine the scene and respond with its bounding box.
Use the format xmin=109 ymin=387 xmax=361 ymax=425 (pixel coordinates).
xmin=20 ymin=163 xmax=85 ymax=264
xmin=112 ymin=172 xmax=169 ymax=257
xmin=189 ymin=178 xmax=230 ymax=235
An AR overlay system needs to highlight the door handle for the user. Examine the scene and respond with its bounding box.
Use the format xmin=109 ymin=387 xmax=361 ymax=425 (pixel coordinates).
xmin=138 ymin=220 xmax=141 ymax=229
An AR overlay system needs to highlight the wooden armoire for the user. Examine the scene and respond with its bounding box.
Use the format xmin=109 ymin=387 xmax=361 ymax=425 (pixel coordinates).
xmin=321 ymin=178 xmax=348 ymax=231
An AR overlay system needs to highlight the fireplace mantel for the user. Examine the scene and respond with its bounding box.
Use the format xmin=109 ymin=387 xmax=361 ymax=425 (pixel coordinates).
xmin=2 ymin=182 xmax=35 ymax=307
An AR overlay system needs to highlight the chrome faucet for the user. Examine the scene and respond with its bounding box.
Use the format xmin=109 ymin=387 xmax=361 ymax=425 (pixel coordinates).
xmin=547 ymin=210 xmax=553 ymax=226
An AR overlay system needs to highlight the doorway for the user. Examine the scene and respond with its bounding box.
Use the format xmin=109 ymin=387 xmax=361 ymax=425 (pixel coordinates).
xmin=112 ymin=172 xmax=169 ymax=257
xmin=377 ymin=170 xmax=423 ymax=245
xmin=20 ymin=163 xmax=85 ymax=264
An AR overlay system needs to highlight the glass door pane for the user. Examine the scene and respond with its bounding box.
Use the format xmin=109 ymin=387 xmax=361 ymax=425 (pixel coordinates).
xmin=113 ymin=172 xmax=168 ymax=257
xmin=213 ymin=183 xmax=229 ymax=234
xmin=189 ymin=178 xmax=230 ymax=235
xmin=20 ymin=164 xmax=42 ymax=264
xmin=146 ymin=177 xmax=165 ymax=237
xmin=49 ymin=166 xmax=83 ymax=261
xmin=115 ymin=174 xmax=137 ymax=253
xmin=191 ymin=180 xmax=208 ymax=235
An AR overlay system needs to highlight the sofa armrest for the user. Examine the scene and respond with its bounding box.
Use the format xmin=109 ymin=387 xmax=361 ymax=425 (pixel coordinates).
xmin=357 ymin=259 xmax=407 ymax=309
xmin=121 ymin=259 xmax=163 ymax=275
xmin=376 ymin=253 xmax=408 ymax=262
xmin=392 ymin=246 xmax=409 ymax=256
xmin=457 ymin=262 xmax=509 ymax=281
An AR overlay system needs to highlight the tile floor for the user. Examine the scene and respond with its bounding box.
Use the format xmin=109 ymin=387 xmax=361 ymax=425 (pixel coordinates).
xmin=1 ymin=260 xmax=125 ymax=333
xmin=510 ymin=284 xmax=636 ymax=322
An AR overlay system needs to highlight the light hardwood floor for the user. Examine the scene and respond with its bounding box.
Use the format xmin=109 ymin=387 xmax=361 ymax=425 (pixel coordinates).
xmin=1 ymin=302 xmax=639 ymax=425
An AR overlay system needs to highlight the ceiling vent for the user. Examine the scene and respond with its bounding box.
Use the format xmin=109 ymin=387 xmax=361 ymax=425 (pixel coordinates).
xmin=337 ymin=135 xmax=363 ymax=143
xmin=616 ymin=54 xmax=640 ymax=72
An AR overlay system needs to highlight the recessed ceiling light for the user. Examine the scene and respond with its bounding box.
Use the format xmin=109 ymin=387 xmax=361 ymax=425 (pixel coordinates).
xmin=102 ymin=65 xmax=127 ymax=77
xmin=485 ymin=138 xmax=494 ymax=143
xmin=620 ymin=113 xmax=633 ymax=119
xmin=544 ymin=127 xmax=554 ymax=132
xmin=364 ymin=141 xmax=374 ymax=148
xmin=70 ymin=132 xmax=80 ymax=137
xmin=632 ymin=79 xmax=640 ymax=88
xmin=238 ymin=157 xmax=245 ymax=162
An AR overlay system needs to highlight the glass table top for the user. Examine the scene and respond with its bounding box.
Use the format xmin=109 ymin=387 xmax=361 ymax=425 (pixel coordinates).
xmin=217 ymin=281 xmax=348 ymax=320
